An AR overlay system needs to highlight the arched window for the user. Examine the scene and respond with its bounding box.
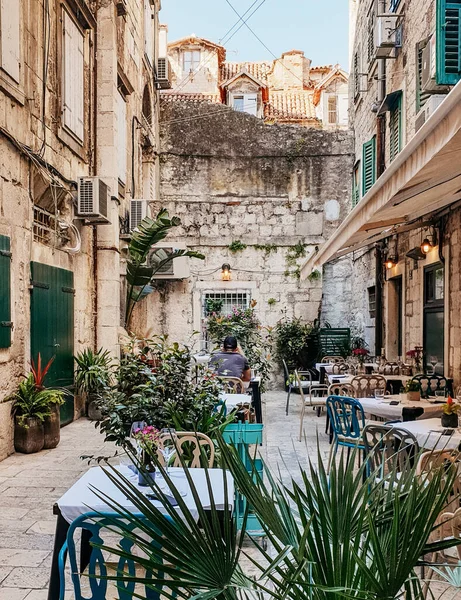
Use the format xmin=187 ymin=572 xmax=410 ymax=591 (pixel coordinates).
xmin=142 ymin=84 xmax=152 ymax=124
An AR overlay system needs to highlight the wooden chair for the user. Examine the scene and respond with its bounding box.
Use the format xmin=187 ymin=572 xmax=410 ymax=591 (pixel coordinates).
xmin=362 ymin=423 xmax=419 ymax=478
xmin=321 ymin=356 xmax=345 ymax=364
xmin=284 ymin=363 xmax=319 ymax=415
xmin=331 ymin=362 xmax=349 ymax=375
xmin=350 ymin=375 xmax=387 ymax=398
xmin=411 ymin=374 xmax=448 ymax=397
xmin=328 ymin=382 xmax=356 ymax=397
xmin=220 ymin=376 xmax=245 ymax=394
xmin=159 ymin=431 xmax=215 ymax=468
xmin=380 ymin=362 xmax=400 ymax=375
xmin=296 ymin=370 xmax=329 ymax=441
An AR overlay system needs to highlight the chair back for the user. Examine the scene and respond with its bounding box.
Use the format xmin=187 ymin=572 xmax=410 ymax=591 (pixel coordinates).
xmin=326 ymin=395 xmax=365 ymax=441
xmin=294 ymin=370 xmax=312 ymax=403
xmin=439 ymin=507 xmax=461 ymax=560
xmin=220 ymin=376 xmax=245 ymax=394
xmin=379 ymin=362 xmax=400 ymax=375
xmin=331 ymin=362 xmax=348 ymax=375
xmin=351 ymin=374 xmax=386 ymax=398
xmin=159 ymin=431 xmax=215 ymax=468
xmin=411 ymin=373 xmax=448 ymax=396
xmin=321 ymin=356 xmax=344 ymax=364
xmin=59 ymin=511 xmax=170 ymax=600
xmin=362 ymin=423 xmax=419 ymax=477
xmin=328 ymin=382 xmax=355 ymax=397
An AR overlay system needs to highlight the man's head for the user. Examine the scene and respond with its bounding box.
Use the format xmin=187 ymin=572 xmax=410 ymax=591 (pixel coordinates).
xmin=223 ymin=336 xmax=238 ymax=352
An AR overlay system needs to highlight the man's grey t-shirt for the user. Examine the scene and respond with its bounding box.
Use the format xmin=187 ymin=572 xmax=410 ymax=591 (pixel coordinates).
xmin=209 ymin=351 xmax=250 ymax=378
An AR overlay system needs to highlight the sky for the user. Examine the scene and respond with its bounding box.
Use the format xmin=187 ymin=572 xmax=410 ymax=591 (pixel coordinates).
xmin=160 ymin=0 xmax=349 ymax=71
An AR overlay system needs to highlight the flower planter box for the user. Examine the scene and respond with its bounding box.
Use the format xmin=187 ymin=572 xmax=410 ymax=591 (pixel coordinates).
xmin=222 ymin=423 xmax=263 ymax=445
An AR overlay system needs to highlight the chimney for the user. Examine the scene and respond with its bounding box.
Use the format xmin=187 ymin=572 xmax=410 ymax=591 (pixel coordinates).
xmin=281 ymin=50 xmax=311 ymax=89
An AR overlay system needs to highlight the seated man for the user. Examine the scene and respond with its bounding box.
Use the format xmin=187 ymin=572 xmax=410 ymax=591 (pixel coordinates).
xmin=210 ymin=336 xmax=251 ymax=383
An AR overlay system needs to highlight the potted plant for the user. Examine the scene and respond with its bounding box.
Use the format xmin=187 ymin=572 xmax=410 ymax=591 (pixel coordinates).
xmin=442 ymin=396 xmax=460 ymax=428
xmin=132 ymin=424 xmax=161 ymax=486
xmin=352 ymin=347 xmax=369 ymax=373
xmin=31 ymin=353 xmax=64 ymax=449
xmin=10 ymin=374 xmax=64 ymax=454
xmin=405 ymin=379 xmax=421 ymax=402
xmin=74 ymin=348 xmax=112 ymax=421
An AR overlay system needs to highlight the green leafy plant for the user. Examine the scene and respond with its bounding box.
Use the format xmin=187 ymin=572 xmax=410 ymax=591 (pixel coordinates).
xmin=405 ymin=380 xmax=422 ymax=393
xmin=10 ymin=374 xmax=64 ymax=426
xmin=443 ymin=396 xmax=460 ymax=415
xmin=204 ymin=298 xmax=224 ymax=316
xmin=74 ymin=348 xmax=113 ymax=396
xmin=254 ymin=243 xmax=278 ymax=255
xmin=125 ymin=209 xmax=204 ymax=328
xmin=285 ymin=242 xmax=307 ymax=279
xmin=89 ymin=439 xmax=461 ymax=600
xmin=267 ymin=297 xmax=277 ymax=306
xmin=228 ymin=240 xmax=247 ymax=253
xmin=308 ymin=269 xmax=321 ymax=281
xmin=274 ymin=317 xmax=313 ymax=369
xmin=30 ymin=353 xmax=55 ymax=390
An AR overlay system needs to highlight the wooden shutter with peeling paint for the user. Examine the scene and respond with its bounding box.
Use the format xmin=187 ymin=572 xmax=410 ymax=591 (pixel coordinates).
xmin=0 ymin=235 xmax=12 ymax=348
xmin=362 ymin=137 xmax=376 ymax=196
xmin=1 ymin=0 xmax=20 ymax=82
xmin=62 ymin=8 xmax=84 ymax=140
xmin=436 ymin=0 xmax=461 ymax=84
xmin=389 ymin=96 xmax=402 ymax=162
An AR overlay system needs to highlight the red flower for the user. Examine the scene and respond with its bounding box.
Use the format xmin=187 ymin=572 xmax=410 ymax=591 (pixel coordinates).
xmin=352 ymin=348 xmax=369 ymax=356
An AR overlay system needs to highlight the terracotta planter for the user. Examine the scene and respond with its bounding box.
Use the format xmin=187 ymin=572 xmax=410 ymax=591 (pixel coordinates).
xmin=14 ymin=417 xmax=44 ymax=454
xmin=407 ymin=391 xmax=421 ymax=402
xmin=43 ymin=404 xmax=61 ymax=449
xmin=442 ymin=413 xmax=458 ymax=428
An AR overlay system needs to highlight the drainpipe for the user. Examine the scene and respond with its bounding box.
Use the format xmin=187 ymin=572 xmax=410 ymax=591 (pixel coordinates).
xmin=92 ymin=3 xmax=98 ymax=348
xmin=375 ymin=243 xmax=384 ymax=357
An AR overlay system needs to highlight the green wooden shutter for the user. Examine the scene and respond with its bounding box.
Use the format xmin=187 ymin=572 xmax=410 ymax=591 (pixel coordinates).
xmin=0 ymin=235 xmax=12 ymax=348
xmin=436 ymin=0 xmax=461 ymax=85
xmin=362 ymin=138 xmax=376 ymax=196
xmin=352 ymin=162 xmax=360 ymax=207
xmin=353 ymin=51 xmax=359 ymax=99
xmin=416 ymin=41 xmax=431 ymax=111
xmin=389 ymin=95 xmax=402 ymax=162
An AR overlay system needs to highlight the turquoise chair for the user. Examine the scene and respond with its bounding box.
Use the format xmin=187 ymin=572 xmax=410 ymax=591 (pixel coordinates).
xmin=58 ymin=511 xmax=171 ymax=600
xmin=326 ymin=395 xmax=365 ymax=464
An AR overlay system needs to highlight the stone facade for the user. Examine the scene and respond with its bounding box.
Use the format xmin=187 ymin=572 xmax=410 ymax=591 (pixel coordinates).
xmin=131 ymin=100 xmax=354 ymax=367
xmin=0 ymin=0 xmax=162 ymax=461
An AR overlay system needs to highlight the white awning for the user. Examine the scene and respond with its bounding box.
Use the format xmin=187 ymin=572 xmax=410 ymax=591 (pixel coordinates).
xmin=301 ymin=81 xmax=461 ymax=278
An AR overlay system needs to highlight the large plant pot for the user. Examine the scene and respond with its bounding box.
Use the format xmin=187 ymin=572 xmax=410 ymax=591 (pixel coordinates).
xmin=87 ymin=395 xmax=103 ymax=421
xmin=43 ymin=404 xmax=60 ymax=449
xmin=441 ymin=413 xmax=458 ymax=428
xmin=407 ymin=391 xmax=421 ymax=402
xmin=14 ymin=417 xmax=44 ymax=454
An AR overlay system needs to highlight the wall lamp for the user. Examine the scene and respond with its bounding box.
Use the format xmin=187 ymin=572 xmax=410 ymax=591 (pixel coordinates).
xmin=384 ymin=236 xmax=398 ymax=269
xmin=384 ymin=256 xmax=397 ymax=269
xmin=221 ymin=263 xmax=231 ymax=281
xmin=420 ymin=228 xmax=437 ymax=255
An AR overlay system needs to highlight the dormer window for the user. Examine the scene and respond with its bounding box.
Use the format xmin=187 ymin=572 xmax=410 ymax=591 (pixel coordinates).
xmin=183 ymin=50 xmax=201 ymax=73
xmin=232 ymin=93 xmax=257 ymax=116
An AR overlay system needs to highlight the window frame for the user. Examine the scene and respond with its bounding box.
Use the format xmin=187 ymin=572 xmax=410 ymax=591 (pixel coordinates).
xmin=183 ymin=50 xmax=201 ymax=73
xmin=231 ymin=92 xmax=258 ymax=116
xmin=436 ymin=0 xmax=461 ymax=85
xmin=327 ymin=94 xmax=338 ymax=124
xmin=0 ymin=0 xmax=25 ymax=104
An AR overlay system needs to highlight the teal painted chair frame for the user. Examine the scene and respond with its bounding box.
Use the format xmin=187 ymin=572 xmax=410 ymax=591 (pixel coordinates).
xmin=326 ymin=395 xmax=365 ymax=464
xmin=58 ymin=511 xmax=171 ymax=600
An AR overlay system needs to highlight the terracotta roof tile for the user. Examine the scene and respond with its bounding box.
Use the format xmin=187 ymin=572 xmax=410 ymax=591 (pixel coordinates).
xmin=160 ymin=92 xmax=221 ymax=103
xmin=264 ymin=91 xmax=317 ymax=122
xmin=220 ymin=61 xmax=273 ymax=84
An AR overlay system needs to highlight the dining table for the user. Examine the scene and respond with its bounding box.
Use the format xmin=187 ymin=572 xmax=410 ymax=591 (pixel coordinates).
xmin=48 ymin=466 xmax=234 ymax=600
xmin=358 ymin=395 xmax=444 ymax=421
xmin=390 ymin=418 xmax=461 ymax=451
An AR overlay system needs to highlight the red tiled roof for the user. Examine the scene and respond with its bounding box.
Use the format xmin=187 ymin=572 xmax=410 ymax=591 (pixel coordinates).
xmin=161 ymin=93 xmax=221 ymax=103
xmin=220 ymin=61 xmax=273 ymax=84
xmin=310 ymin=65 xmax=334 ymax=71
xmin=264 ymin=91 xmax=317 ymax=122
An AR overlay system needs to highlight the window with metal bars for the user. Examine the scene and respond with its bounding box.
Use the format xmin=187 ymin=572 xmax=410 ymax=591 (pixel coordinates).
xmin=368 ymin=286 xmax=376 ymax=319
xmin=202 ymin=291 xmax=250 ymax=318
xmin=33 ymin=206 xmax=70 ymax=246
xmin=362 ymin=137 xmax=376 ymax=196
xmin=389 ymin=95 xmax=402 ymax=162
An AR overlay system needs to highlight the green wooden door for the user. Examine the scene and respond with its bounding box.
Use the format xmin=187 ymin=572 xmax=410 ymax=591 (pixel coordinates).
xmin=30 ymin=262 xmax=75 ymax=426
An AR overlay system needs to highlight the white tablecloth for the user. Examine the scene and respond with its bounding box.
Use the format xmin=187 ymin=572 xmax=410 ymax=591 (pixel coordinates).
xmin=220 ymin=393 xmax=251 ymax=412
xmin=327 ymin=374 xmax=412 ymax=385
xmin=359 ymin=396 xmax=444 ymax=421
xmin=57 ymin=467 xmax=234 ymax=524
xmin=392 ymin=418 xmax=461 ymax=450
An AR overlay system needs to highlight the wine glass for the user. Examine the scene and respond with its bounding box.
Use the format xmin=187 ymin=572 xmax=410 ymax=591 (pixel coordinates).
xmin=160 ymin=428 xmax=177 ymax=476
xmin=429 ymin=356 xmax=438 ymax=374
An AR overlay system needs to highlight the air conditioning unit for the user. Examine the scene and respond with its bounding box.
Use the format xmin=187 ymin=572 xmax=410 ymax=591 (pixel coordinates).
xmin=415 ymin=95 xmax=446 ymax=132
xmin=376 ymin=14 xmax=399 ymax=57
xmin=77 ymin=177 xmax=110 ymax=224
xmin=148 ymin=243 xmax=191 ymax=280
xmin=157 ymin=58 xmax=171 ymax=89
xmin=129 ymin=199 xmax=149 ymax=231
xmin=422 ymin=35 xmax=451 ymax=93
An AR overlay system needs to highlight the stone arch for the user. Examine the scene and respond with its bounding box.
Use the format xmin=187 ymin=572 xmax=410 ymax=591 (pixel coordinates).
xmin=142 ymin=84 xmax=152 ymax=124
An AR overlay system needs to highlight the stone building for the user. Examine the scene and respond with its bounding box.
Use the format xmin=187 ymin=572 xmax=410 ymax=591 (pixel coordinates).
xmin=130 ymin=99 xmax=354 ymax=359
xmin=302 ymin=0 xmax=461 ymax=383
xmin=161 ymin=35 xmax=349 ymax=129
xmin=0 ymin=0 xmax=163 ymax=460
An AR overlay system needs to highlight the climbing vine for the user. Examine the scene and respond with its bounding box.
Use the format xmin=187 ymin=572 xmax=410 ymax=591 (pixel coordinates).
xmin=228 ymin=240 xmax=247 ymax=253
xmin=284 ymin=242 xmax=308 ymax=279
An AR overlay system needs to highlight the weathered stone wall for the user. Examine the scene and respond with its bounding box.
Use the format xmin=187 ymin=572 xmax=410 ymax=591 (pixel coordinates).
xmin=132 ymin=101 xmax=354 ymax=378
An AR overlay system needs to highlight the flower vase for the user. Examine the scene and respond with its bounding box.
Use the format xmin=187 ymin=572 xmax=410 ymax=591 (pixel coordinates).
xmin=138 ymin=452 xmax=156 ymax=486
xmin=357 ymin=362 xmax=365 ymax=375
xmin=441 ymin=413 xmax=458 ymax=428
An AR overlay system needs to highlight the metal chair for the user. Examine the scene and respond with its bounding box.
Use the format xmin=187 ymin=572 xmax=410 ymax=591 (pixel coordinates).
xmin=321 ymin=356 xmax=345 ymax=364
xmin=283 ymin=360 xmax=319 ymax=415
xmin=297 ymin=370 xmax=329 ymax=441
xmin=159 ymin=431 xmax=215 ymax=468
xmin=379 ymin=362 xmax=400 ymax=375
xmin=328 ymin=382 xmax=356 ymax=397
xmin=58 ymin=511 xmax=171 ymax=600
xmin=411 ymin=374 xmax=448 ymax=397
xmin=326 ymin=395 xmax=366 ymax=465
xmin=350 ymin=374 xmax=387 ymax=398
xmin=331 ymin=362 xmax=349 ymax=375
xmin=362 ymin=423 xmax=419 ymax=478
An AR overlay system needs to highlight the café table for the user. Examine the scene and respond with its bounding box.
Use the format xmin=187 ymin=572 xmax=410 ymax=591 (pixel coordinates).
xmin=390 ymin=417 xmax=461 ymax=451
xmin=358 ymin=395 xmax=444 ymax=421
xmin=48 ymin=466 xmax=234 ymax=600
xmin=220 ymin=392 xmax=251 ymax=413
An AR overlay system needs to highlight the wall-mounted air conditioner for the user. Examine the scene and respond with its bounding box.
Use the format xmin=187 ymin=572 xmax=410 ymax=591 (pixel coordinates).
xmin=129 ymin=199 xmax=149 ymax=231
xmin=157 ymin=25 xmax=171 ymax=89
xmin=76 ymin=177 xmax=110 ymax=224
xmin=422 ymin=35 xmax=451 ymax=93
xmin=148 ymin=242 xmax=191 ymax=280
xmin=415 ymin=95 xmax=446 ymax=132
xmin=376 ymin=14 xmax=399 ymax=57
